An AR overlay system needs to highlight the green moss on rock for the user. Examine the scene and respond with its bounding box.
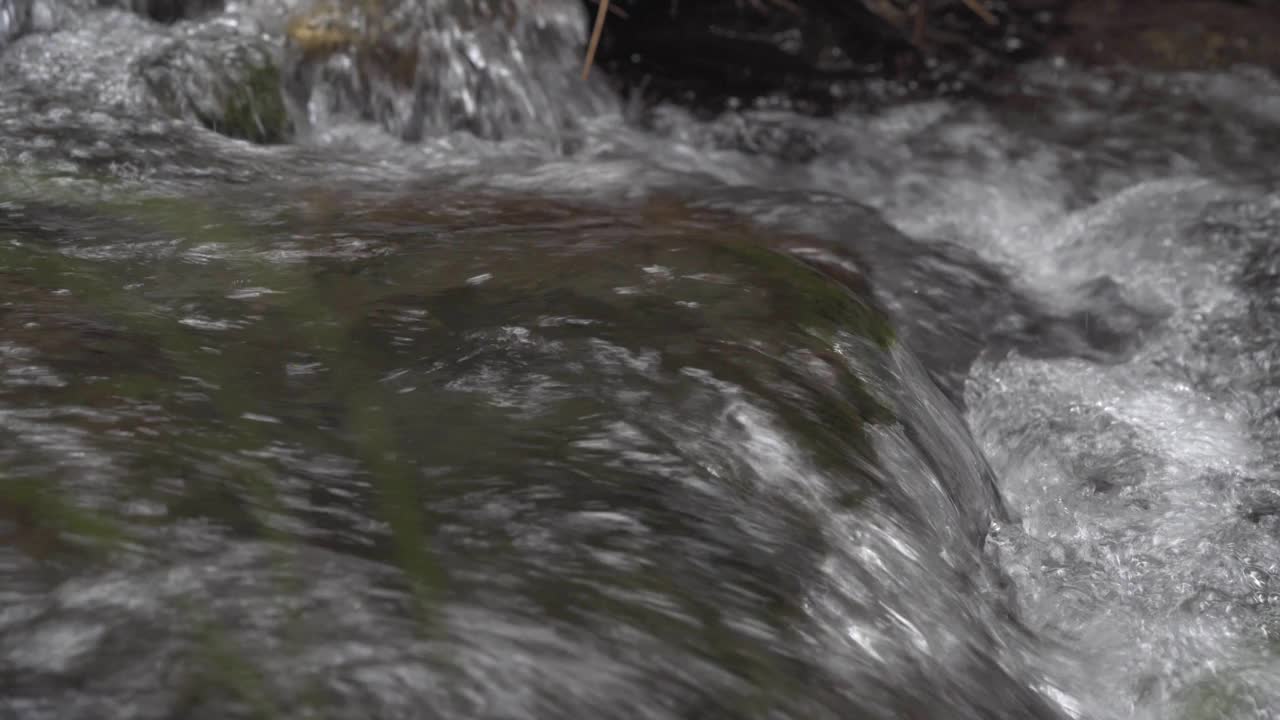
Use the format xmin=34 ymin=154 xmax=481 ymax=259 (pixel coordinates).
xmin=709 ymin=238 xmax=896 ymax=350
xmin=207 ymin=62 xmax=291 ymax=145
xmin=141 ymin=33 xmax=293 ymax=145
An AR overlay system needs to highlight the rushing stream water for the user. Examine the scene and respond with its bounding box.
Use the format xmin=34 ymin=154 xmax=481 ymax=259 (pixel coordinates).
xmin=2 ymin=1 xmax=1279 ymax=719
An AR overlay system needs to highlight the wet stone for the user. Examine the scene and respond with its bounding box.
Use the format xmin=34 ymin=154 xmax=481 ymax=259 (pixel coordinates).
xmin=140 ymin=23 xmax=292 ymax=144
xmin=0 ymin=185 xmax=1062 ymax=720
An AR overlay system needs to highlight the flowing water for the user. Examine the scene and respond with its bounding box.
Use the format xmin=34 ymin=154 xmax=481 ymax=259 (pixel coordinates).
xmin=1 ymin=1 xmax=1279 ymax=719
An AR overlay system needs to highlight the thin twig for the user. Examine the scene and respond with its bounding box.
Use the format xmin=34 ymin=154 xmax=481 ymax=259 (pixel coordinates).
xmin=960 ymin=0 xmax=998 ymax=25
xmin=582 ymin=0 xmax=610 ymax=80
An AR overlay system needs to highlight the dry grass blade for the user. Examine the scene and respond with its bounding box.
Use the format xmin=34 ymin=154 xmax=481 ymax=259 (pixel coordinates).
xmin=581 ymin=0 xmax=609 ymax=80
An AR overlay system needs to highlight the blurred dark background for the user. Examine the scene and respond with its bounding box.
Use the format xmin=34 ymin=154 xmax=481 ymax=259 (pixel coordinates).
xmin=580 ymin=0 xmax=1280 ymax=113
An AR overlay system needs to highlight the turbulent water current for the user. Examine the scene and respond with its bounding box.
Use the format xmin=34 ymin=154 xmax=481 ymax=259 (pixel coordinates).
xmin=1 ymin=1 xmax=1279 ymax=719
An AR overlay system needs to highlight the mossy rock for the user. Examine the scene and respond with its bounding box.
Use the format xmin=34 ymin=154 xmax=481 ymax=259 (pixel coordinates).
xmin=210 ymin=61 xmax=291 ymax=144
xmin=0 ymin=184 xmax=1051 ymax=719
xmin=0 ymin=477 xmax=123 ymax=562
xmin=141 ymin=31 xmax=292 ymax=144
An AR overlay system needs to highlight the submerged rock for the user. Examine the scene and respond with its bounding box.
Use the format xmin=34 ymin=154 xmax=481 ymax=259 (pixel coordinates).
xmin=0 ymin=0 xmax=292 ymax=145
xmin=0 ymin=185 xmax=1065 ymax=720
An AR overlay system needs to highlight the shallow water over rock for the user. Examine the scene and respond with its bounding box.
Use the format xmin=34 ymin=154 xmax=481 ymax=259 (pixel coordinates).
xmin=1 ymin=2 xmax=1279 ymax=719
xmin=0 ymin=186 xmax=1062 ymax=720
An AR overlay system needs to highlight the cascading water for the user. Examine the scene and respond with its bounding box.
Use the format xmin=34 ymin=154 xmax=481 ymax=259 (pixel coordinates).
xmin=1 ymin=1 xmax=1278 ymax=719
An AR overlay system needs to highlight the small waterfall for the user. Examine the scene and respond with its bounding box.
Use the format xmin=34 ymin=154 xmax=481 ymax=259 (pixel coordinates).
xmin=278 ymin=0 xmax=620 ymax=146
